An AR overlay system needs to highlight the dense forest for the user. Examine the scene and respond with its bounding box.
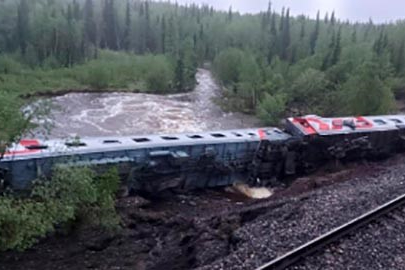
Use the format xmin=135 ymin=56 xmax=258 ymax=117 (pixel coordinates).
xmin=1 ymin=0 xmax=405 ymax=125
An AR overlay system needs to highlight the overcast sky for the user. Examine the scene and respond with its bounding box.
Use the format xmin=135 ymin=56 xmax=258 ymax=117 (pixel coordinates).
xmin=173 ymin=0 xmax=405 ymax=23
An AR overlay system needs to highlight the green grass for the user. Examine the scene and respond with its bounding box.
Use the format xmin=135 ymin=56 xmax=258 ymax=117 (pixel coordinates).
xmin=0 ymin=50 xmax=176 ymax=96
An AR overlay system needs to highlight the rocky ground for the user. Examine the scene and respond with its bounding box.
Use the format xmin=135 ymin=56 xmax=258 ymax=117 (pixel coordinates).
xmin=2 ymin=156 xmax=405 ymax=270
xmin=290 ymin=204 xmax=405 ymax=270
xmin=201 ymin=155 xmax=405 ymax=270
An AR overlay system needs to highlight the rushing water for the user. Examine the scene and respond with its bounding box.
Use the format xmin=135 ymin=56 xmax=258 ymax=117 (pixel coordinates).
xmin=41 ymin=69 xmax=260 ymax=138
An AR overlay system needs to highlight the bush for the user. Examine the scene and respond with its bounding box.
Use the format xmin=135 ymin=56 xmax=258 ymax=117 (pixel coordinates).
xmin=213 ymin=48 xmax=244 ymax=84
xmin=84 ymin=63 xmax=110 ymax=89
xmin=0 ymin=55 xmax=24 ymax=75
xmin=256 ymin=93 xmax=287 ymax=125
xmin=0 ymin=92 xmax=32 ymax=156
xmin=341 ymin=61 xmax=395 ymax=115
xmin=143 ymin=55 xmax=174 ymax=93
xmin=0 ymin=167 xmax=120 ymax=251
xmin=286 ymin=68 xmax=331 ymax=114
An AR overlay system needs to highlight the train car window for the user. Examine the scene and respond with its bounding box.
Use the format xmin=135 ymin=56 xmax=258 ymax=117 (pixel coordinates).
xmin=211 ymin=133 xmax=226 ymax=138
xmin=161 ymin=136 xmax=179 ymax=140
xmin=103 ymin=140 xmax=121 ymax=144
xmin=390 ymin=119 xmax=403 ymax=124
xmin=232 ymin=132 xmax=243 ymax=137
xmin=332 ymin=119 xmax=343 ymax=126
xmin=248 ymin=133 xmax=257 ymax=136
xmin=133 ymin=138 xmax=150 ymax=143
xmin=188 ymin=135 xmax=203 ymax=139
xmin=65 ymin=142 xmax=87 ymax=147
xmin=25 ymin=145 xmax=48 ymax=150
xmin=373 ymin=119 xmax=386 ymax=125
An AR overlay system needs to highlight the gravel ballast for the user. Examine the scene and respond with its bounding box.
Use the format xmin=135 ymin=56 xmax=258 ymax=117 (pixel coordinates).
xmin=199 ymin=157 xmax=405 ymax=270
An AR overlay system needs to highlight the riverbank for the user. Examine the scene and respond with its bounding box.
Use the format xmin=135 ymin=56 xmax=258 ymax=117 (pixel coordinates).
xmin=1 ymin=51 xmax=192 ymax=98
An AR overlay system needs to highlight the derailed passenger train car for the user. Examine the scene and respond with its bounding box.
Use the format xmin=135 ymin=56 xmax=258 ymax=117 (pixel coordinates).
xmin=0 ymin=128 xmax=291 ymax=192
xmin=1 ymin=114 xmax=405 ymax=193
xmin=285 ymin=115 xmax=405 ymax=171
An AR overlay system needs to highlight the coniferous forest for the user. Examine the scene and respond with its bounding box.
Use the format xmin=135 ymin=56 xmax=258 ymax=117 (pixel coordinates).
xmin=1 ymin=0 xmax=405 ymax=124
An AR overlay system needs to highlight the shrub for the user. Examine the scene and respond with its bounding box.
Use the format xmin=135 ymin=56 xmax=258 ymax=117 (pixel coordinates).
xmin=83 ymin=62 xmax=110 ymax=89
xmin=213 ymin=48 xmax=244 ymax=84
xmin=143 ymin=55 xmax=174 ymax=93
xmin=0 ymin=92 xmax=32 ymax=156
xmin=0 ymin=167 xmax=120 ymax=251
xmin=341 ymin=61 xmax=395 ymax=115
xmin=0 ymin=55 xmax=24 ymax=75
xmin=256 ymin=93 xmax=287 ymax=126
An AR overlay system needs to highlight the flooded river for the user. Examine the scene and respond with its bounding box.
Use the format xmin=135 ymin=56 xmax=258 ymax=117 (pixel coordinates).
xmin=43 ymin=69 xmax=260 ymax=138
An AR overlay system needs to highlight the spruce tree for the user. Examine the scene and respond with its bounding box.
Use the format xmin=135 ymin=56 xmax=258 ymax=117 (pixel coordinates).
xmin=161 ymin=15 xmax=166 ymax=53
xmin=281 ymin=8 xmax=291 ymax=61
xmin=102 ymin=0 xmax=119 ymax=50
xmin=395 ymin=38 xmax=405 ymax=74
xmin=84 ymin=0 xmax=96 ymax=46
xmin=330 ymin=11 xmax=336 ymax=25
xmin=279 ymin=7 xmax=285 ymax=32
xmin=16 ymin=0 xmax=29 ymax=56
xmin=227 ymin=6 xmax=233 ymax=22
xmin=351 ymin=28 xmax=357 ymax=43
xmin=331 ymin=27 xmax=342 ymax=66
xmin=310 ymin=11 xmax=320 ymax=55
xmin=175 ymin=57 xmax=184 ymax=90
xmin=124 ymin=0 xmax=131 ymax=51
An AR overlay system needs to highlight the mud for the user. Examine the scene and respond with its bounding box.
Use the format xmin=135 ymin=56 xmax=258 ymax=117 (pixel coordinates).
xmin=0 ymin=156 xmax=398 ymax=270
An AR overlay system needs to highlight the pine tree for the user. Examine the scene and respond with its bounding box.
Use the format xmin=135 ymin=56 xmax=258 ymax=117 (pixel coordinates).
xmin=279 ymin=7 xmax=285 ymax=32
xmin=373 ymin=29 xmax=387 ymax=56
xmin=395 ymin=38 xmax=405 ymax=74
xmin=227 ymin=6 xmax=233 ymax=22
xmin=351 ymin=28 xmax=357 ymax=43
xmin=322 ymin=29 xmax=335 ymax=70
xmin=73 ymin=0 xmax=81 ymax=20
xmin=281 ymin=8 xmax=291 ymax=61
xmin=102 ymin=0 xmax=119 ymax=50
xmin=364 ymin=19 xmax=374 ymax=41
xmin=267 ymin=1 xmax=272 ymax=21
xmin=67 ymin=4 xmax=73 ymax=24
xmin=310 ymin=11 xmax=320 ymax=55
xmin=16 ymin=0 xmax=30 ymax=55
xmin=267 ymin=11 xmax=278 ymax=62
xmin=175 ymin=57 xmax=184 ymax=90
xmin=330 ymin=11 xmax=336 ymax=25
xmin=84 ymin=0 xmax=96 ymax=46
xmin=161 ymin=15 xmax=166 ymax=53
xmin=300 ymin=21 xmax=305 ymax=40
xmin=165 ymin=15 xmax=177 ymax=55
xmin=331 ymin=26 xmax=342 ymax=66
xmin=144 ymin=1 xmax=155 ymax=52
xmin=124 ymin=0 xmax=131 ymax=51
xmin=270 ymin=12 xmax=277 ymax=36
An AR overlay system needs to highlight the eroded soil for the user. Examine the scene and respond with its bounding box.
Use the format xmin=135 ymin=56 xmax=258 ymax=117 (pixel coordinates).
xmin=0 ymin=156 xmax=399 ymax=270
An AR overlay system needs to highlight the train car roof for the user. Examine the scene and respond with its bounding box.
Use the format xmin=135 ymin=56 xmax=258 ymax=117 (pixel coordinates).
xmin=1 ymin=127 xmax=291 ymax=161
xmin=287 ymin=115 xmax=405 ymax=136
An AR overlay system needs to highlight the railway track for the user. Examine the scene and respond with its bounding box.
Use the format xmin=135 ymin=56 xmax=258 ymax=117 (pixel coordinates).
xmin=256 ymin=193 xmax=405 ymax=270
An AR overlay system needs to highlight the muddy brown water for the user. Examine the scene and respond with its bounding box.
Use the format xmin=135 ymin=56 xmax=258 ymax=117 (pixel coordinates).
xmin=40 ymin=69 xmax=260 ymax=138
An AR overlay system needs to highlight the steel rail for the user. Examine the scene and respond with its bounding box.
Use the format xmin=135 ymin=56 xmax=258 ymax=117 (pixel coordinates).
xmin=256 ymin=193 xmax=405 ymax=270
